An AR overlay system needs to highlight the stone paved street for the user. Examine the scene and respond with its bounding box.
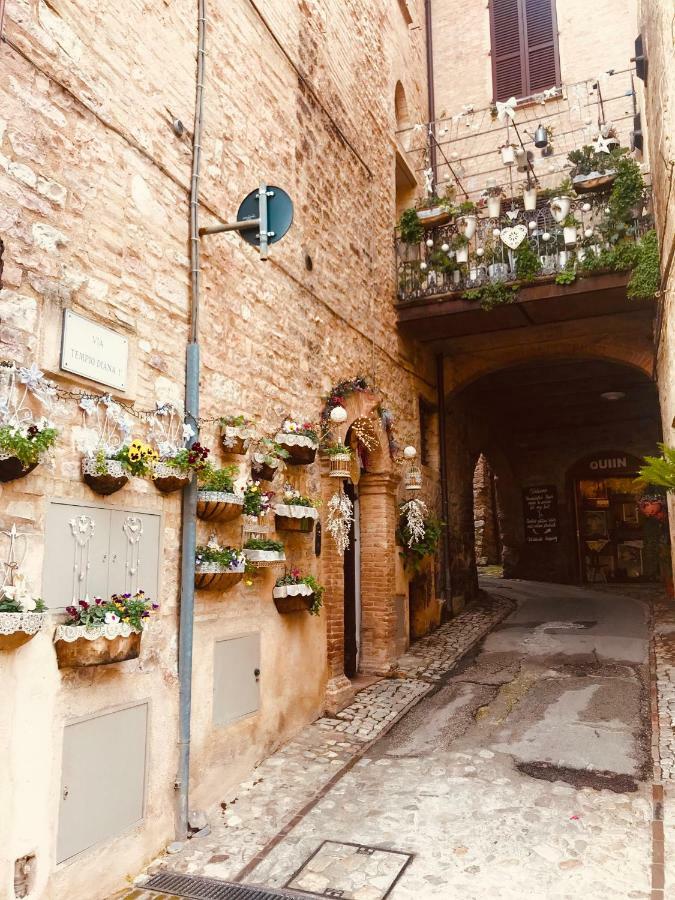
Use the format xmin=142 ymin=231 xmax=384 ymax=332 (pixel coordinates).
xmin=121 ymin=580 xmax=670 ymax=899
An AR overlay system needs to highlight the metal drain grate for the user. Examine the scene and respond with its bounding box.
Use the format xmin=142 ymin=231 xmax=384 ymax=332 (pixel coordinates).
xmin=144 ymin=871 xmax=307 ymax=899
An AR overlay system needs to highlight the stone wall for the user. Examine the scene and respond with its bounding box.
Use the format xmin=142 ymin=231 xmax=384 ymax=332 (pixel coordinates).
xmin=473 ymin=454 xmax=499 ymax=566
xmin=0 ymin=2 xmax=436 ymax=897
xmin=638 ymin=0 xmax=675 ymax=582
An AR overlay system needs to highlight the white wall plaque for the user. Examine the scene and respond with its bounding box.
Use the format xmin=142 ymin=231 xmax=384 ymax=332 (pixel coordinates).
xmin=60 ymin=310 xmax=129 ymax=390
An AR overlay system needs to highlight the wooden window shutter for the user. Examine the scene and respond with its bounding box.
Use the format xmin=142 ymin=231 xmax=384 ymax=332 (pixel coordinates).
xmin=490 ymin=0 xmax=560 ymax=100
xmin=490 ymin=0 xmax=526 ymax=101
xmin=523 ymin=0 xmax=560 ymax=95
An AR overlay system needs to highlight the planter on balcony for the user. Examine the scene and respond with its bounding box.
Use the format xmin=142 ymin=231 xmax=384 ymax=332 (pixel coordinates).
xmin=573 ymin=171 xmax=616 ymax=193
xmin=54 ymin=622 xmax=142 ymax=668
xmin=458 ymin=215 xmax=476 ymax=240
xmin=274 ymin=433 xmax=318 ymax=465
xmin=550 ymin=196 xmax=571 ymax=223
xmin=501 ymin=145 xmax=516 ymax=165
xmin=274 ymin=504 xmax=319 ymax=533
xmin=455 ymin=245 xmax=469 ymax=264
xmin=272 ymin=582 xmax=314 ymax=614
xmin=221 ymin=424 xmax=254 ymax=455
xmin=196 ymin=491 xmax=243 ymax=522
xmin=194 ymin=562 xmax=245 ymax=591
xmin=416 ymin=206 xmax=451 ymax=228
xmin=81 ymin=457 xmax=128 ymax=495
xmin=488 ymin=262 xmax=509 ymax=280
xmin=0 ymin=612 xmax=45 ymax=651
xmin=563 ymin=226 xmax=578 ymax=246
xmin=487 ymin=196 xmax=502 ymax=218
xmin=152 ymin=462 xmax=190 ymax=494
xmin=523 ymin=187 xmax=538 ymax=211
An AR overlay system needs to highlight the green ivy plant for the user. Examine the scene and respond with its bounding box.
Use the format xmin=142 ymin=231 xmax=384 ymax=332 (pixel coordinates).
xmin=608 ymin=156 xmax=644 ymax=222
xmin=515 ymin=243 xmax=542 ymax=283
xmin=198 ymin=464 xmax=239 ymax=493
xmin=627 ymin=229 xmax=660 ymax=299
xmin=638 ymin=445 xmax=675 ymax=492
xmin=463 ymin=281 xmax=519 ymax=311
xmin=398 ymin=208 xmax=424 ymax=244
xmin=396 ymin=514 xmax=444 ymax=572
xmin=244 ymin=538 xmax=285 ymax=552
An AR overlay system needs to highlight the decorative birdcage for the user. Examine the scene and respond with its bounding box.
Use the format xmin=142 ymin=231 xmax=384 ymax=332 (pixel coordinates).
xmin=329 ymin=451 xmax=352 ymax=479
xmin=403 ymin=445 xmax=422 ymax=491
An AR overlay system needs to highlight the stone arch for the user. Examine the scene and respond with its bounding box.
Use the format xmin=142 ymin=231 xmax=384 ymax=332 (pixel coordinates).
xmin=320 ymin=391 xmax=403 ymax=712
xmin=394 ymin=80 xmax=410 ymax=130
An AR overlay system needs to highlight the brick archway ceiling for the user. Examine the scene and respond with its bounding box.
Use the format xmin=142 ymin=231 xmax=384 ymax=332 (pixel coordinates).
xmin=459 ymin=358 xmax=659 ymax=448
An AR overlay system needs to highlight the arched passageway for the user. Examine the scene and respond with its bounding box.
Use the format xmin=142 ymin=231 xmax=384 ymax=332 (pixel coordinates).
xmin=446 ymin=358 xmax=670 ymax=600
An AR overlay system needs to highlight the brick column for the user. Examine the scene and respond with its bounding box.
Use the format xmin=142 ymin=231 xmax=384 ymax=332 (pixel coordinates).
xmin=321 ymin=470 xmax=354 ymax=713
xmin=358 ymin=470 xmax=404 ymax=675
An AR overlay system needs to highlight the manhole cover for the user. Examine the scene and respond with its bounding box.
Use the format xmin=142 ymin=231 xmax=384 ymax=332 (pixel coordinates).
xmin=144 ymin=871 xmax=308 ymax=899
xmin=285 ymin=841 xmax=413 ymax=899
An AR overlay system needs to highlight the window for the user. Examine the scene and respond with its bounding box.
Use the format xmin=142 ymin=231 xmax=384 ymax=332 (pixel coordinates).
xmin=489 ymin=0 xmax=560 ymax=101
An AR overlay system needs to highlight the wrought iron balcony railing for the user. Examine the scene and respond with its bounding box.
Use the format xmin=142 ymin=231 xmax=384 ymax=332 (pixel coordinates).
xmin=396 ymin=192 xmax=653 ymax=305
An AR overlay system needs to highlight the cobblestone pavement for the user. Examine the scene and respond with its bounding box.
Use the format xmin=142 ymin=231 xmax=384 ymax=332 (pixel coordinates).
xmin=120 ymin=581 xmax=668 ymax=899
xmin=117 ymin=590 xmax=513 ymax=896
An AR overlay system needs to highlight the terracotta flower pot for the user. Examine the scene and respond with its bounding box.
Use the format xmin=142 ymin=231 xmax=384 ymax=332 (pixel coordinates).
xmin=81 ymin=458 xmax=128 ymax=496
xmin=194 ymin=566 xmax=245 ymax=591
xmin=0 ymin=612 xmax=45 ymax=651
xmin=196 ymin=491 xmax=243 ymax=522
xmin=54 ymin=624 xmax=142 ymax=668
xmin=152 ymin=462 xmax=190 ymax=494
xmin=0 ymin=455 xmax=39 ymax=483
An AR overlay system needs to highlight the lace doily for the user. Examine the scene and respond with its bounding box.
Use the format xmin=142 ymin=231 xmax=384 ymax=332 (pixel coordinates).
xmin=195 ymin=561 xmax=246 ymax=574
xmin=0 ymin=612 xmax=45 ymax=636
xmin=275 ymin=433 xmax=318 ymax=450
xmin=243 ymin=549 xmax=286 ymax=562
xmin=274 ymin=504 xmax=319 ymax=520
xmin=196 ymin=491 xmax=243 ymax=504
xmin=54 ymin=622 xmax=141 ymax=643
xmin=81 ymin=457 xmax=125 ymax=478
xmin=153 ymin=462 xmax=190 ymax=480
xmin=221 ymin=425 xmax=254 ymax=447
xmin=273 ymin=583 xmax=313 ymax=599
xmin=251 ymin=453 xmax=282 ymax=470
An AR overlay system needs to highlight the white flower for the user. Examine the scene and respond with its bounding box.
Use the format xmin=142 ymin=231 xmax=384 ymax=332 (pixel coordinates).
xmin=182 ymin=423 xmax=195 ymax=441
xmin=18 ymin=363 xmax=45 ymax=389
xmin=79 ymin=397 xmax=98 ymax=416
xmin=21 ymin=596 xmax=36 ymax=612
xmin=2 ymin=586 xmax=16 ymax=601
xmin=104 ymin=612 xmax=120 ymax=625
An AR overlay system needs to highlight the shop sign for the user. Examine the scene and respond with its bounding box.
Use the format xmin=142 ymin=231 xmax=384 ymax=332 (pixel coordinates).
xmin=523 ymin=485 xmax=559 ymax=543
xmin=60 ymin=311 xmax=128 ymax=390
xmin=571 ymin=452 xmax=644 ymax=478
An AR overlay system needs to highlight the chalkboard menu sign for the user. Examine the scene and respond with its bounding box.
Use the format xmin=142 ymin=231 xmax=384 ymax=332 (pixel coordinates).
xmin=523 ymin=485 xmax=559 ymax=543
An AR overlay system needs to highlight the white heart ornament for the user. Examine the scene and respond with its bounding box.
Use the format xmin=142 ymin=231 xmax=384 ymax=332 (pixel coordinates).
xmin=500 ymin=225 xmax=528 ymax=250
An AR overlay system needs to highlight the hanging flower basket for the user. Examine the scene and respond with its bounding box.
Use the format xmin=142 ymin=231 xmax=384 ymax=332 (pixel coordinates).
xmin=272 ymin=582 xmax=315 ymax=614
xmin=194 ymin=562 xmax=245 ymax=591
xmin=329 ymin=453 xmax=352 ymax=478
xmin=243 ymin=548 xmax=286 ymax=568
xmin=221 ymin=424 xmax=254 ymax=456
xmin=251 ymin=455 xmax=283 ymax=482
xmin=196 ymin=491 xmax=243 ymax=522
xmin=274 ymin=504 xmax=319 ymax=533
xmin=0 ymin=611 xmax=45 ymax=651
xmin=152 ymin=461 xmax=190 ymax=494
xmin=275 ymin=432 xmax=318 ymax=465
xmin=81 ymin=457 xmax=129 ymax=495
xmin=0 ymin=454 xmax=39 ymax=483
xmin=53 ymin=622 xmax=142 ymax=668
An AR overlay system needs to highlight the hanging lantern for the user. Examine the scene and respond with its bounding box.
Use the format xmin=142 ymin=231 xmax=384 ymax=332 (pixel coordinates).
xmin=534 ymin=124 xmax=548 ymax=148
xmin=403 ymin=446 xmax=422 ymax=492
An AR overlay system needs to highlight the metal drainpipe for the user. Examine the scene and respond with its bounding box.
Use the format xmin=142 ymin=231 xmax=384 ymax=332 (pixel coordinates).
xmin=176 ymin=0 xmax=206 ymax=841
xmin=436 ymin=354 xmax=452 ymax=615
xmin=424 ymin=0 xmax=437 ymax=190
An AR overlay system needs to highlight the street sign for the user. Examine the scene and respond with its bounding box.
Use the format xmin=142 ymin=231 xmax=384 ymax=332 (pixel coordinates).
xmin=237 ymin=185 xmax=293 ymax=257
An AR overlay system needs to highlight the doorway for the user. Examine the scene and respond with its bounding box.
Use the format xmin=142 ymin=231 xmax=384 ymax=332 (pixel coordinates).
xmin=571 ymin=452 xmax=664 ymax=583
xmin=343 ymin=482 xmax=360 ymax=678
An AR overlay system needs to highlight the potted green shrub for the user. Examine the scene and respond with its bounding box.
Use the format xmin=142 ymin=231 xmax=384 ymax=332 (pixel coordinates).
xmin=562 ymin=214 xmax=579 ymax=246
xmin=549 ymin=178 xmax=575 ymax=223
xmin=273 ymin=568 xmax=324 ymax=614
xmin=485 ymin=184 xmax=504 ymax=219
xmin=197 ymin=464 xmax=243 ymax=521
xmin=398 ymin=208 xmax=424 ymax=245
xmin=54 ymin=591 xmax=158 ymax=668
xmin=522 ymin=181 xmax=538 ymax=211
xmin=454 ymin=233 xmax=469 ymax=264
xmin=457 ymin=200 xmax=477 ymax=239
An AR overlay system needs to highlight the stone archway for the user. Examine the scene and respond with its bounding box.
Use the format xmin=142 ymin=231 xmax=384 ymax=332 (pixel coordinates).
xmin=321 ymin=390 xmax=404 ymax=713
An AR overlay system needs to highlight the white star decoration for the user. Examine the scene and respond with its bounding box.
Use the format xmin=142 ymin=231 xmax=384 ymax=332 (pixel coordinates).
xmin=592 ymin=135 xmax=613 ymax=154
